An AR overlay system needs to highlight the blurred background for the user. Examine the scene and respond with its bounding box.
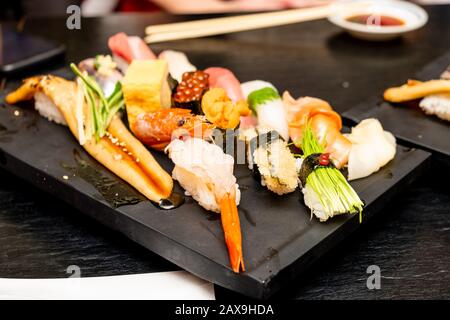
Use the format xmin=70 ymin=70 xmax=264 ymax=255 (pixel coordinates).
xmin=1 ymin=0 xmax=448 ymax=21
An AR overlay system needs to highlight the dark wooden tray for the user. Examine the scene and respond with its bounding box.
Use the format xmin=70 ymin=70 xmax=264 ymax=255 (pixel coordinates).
xmin=0 ymin=71 xmax=430 ymax=299
xmin=343 ymin=51 xmax=450 ymax=161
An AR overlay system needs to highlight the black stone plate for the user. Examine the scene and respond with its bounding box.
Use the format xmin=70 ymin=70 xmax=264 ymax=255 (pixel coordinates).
xmin=0 ymin=73 xmax=430 ymax=299
xmin=343 ymin=51 xmax=450 ymax=161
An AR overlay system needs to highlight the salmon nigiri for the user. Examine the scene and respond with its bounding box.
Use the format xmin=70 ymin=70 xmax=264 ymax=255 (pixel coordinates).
xmin=282 ymin=91 xmax=352 ymax=168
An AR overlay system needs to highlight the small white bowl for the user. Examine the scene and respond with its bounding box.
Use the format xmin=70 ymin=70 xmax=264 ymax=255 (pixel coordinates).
xmin=328 ymin=0 xmax=428 ymax=41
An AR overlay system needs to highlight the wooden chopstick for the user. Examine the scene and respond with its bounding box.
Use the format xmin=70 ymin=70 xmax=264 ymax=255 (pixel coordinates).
xmin=145 ymin=6 xmax=332 ymax=43
xmin=147 ymin=6 xmax=328 ymax=34
xmin=145 ymin=2 xmax=368 ymax=44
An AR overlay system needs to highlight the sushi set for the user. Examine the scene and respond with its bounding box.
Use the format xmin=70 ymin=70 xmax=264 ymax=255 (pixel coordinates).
xmin=0 ymin=33 xmax=433 ymax=298
xmin=344 ymin=51 xmax=450 ymax=162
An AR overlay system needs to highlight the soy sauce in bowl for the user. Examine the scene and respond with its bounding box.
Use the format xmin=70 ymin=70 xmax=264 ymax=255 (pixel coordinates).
xmin=328 ymin=0 xmax=428 ymax=41
xmin=346 ymin=14 xmax=404 ymax=27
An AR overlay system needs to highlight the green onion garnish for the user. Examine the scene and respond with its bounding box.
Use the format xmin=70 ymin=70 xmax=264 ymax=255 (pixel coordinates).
xmin=70 ymin=63 xmax=124 ymax=141
xmin=301 ymin=125 xmax=364 ymax=222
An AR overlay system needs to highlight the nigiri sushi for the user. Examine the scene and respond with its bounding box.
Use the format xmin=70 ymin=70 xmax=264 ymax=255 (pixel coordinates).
xmin=108 ymin=32 xmax=156 ymax=64
xmin=173 ymin=71 xmax=210 ymax=113
xmin=204 ymin=67 xmax=244 ymax=102
xmin=384 ymin=71 xmax=450 ymax=122
xmin=419 ymin=93 xmax=450 ymax=122
xmin=242 ymin=81 xmax=289 ymax=141
xmin=384 ymin=79 xmax=450 ymax=103
xmin=132 ymin=108 xmax=214 ymax=150
xmin=33 ymin=91 xmax=67 ymax=125
xmin=108 ymin=32 xmax=156 ymax=73
xmin=419 ymin=66 xmax=450 ymax=122
xmin=441 ymin=66 xmax=450 ymax=80
xmin=205 ymin=68 xmax=257 ymax=130
xmin=244 ymin=129 xmax=298 ymax=195
xmin=6 ymin=75 xmax=173 ymax=203
xmin=282 ymin=92 xmax=351 ymax=169
xmin=297 ymin=126 xmax=364 ymax=222
xmin=78 ymin=55 xmax=123 ymax=97
xmin=201 ymin=88 xmax=250 ymax=129
xmin=166 ymin=138 xmax=244 ymax=273
xmin=121 ymin=60 xmax=172 ymax=127
xmin=345 ymin=119 xmax=396 ymax=181
xmin=159 ymin=50 xmax=196 ymax=83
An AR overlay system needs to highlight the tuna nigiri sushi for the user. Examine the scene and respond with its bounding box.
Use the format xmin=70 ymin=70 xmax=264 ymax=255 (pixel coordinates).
xmin=108 ymin=32 xmax=156 ymax=72
xmin=204 ymin=67 xmax=244 ymax=102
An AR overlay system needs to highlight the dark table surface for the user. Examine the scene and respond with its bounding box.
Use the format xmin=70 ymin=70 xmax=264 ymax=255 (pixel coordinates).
xmin=1 ymin=5 xmax=450 ymax=300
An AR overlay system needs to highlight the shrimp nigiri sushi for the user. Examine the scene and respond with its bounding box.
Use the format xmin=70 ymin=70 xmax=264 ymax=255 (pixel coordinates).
xmin=384 ymin=66 xmax=450 ymax=122
xmin=132 ymin=108 xmax=214 ymax=150
xmin=166 ymin=138 xmax=245 ymax=273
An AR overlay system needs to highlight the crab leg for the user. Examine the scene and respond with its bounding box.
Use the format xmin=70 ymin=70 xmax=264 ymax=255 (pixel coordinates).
xmin=219 ymin=189 xmax=245 ymax=273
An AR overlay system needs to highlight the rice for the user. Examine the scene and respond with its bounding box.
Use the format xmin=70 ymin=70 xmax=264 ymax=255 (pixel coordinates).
xmin=253 ymin=139 xmax=298 ymax=195
xmin=34 ymin=92 xmax=67 ymax=126
xmin=419 ymin=94 xmax=450 ymax=122
xmin=440 ymin=66 xmax=450 ymax=80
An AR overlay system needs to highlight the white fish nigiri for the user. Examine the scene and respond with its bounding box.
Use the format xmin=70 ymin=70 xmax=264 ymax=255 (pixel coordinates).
xmin=241 ymin=80 xmax=289 ymax=141
xmin=159 ymin=50 xmax=196 ymax=82
xmin=345 ymin=119 xmax=396 ymax=181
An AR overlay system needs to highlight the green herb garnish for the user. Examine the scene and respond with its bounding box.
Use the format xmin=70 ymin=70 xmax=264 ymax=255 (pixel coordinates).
xmin=301 ymin=125 xmax=364 ymax=222
xmin=71 ymin=63 xmax=124 ymax=141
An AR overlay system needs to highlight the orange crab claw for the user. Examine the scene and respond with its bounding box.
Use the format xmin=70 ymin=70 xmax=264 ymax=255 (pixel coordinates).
xmin=220 ymin=190 xmax=245 ymax=273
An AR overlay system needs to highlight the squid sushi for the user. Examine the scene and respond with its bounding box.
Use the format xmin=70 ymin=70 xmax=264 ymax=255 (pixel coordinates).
xmin=159 ymin=50 xmax=197 ymax=83
xmin=241 ymin=81 xmax=289 ymax=141
xmin=244 ymin=128 xmax=298 ymax=195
